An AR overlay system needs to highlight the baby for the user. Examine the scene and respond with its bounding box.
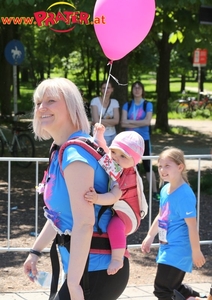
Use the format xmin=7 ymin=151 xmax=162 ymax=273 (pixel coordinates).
xmin=84 ymin=123 xmax=148 ymax=275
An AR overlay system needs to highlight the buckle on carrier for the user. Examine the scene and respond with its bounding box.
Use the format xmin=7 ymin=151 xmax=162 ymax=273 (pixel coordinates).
xmin=56 ymin=234 xmax=70 ymax=246
xmin=56 ymin=232 xmax=111 ymax=253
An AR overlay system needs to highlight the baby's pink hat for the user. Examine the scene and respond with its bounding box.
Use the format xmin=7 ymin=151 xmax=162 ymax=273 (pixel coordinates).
xmin=109 ymin=131 xmax=145 ymax=166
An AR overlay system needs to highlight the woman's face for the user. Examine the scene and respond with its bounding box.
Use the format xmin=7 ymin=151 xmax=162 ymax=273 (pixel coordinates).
xmin=101 ymin=83 xmax=113 ymax=97
xmin=132 ymin=84 xmax=143 ymax=98
xmin=35 ymin=91 xmax=71 ymax=134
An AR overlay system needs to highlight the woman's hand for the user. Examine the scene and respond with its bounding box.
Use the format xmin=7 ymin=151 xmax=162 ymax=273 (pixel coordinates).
xmin=23 ymin=253 xmax=39 ymax=282
xmin=23 ymin=220 xmax=56 ymax=282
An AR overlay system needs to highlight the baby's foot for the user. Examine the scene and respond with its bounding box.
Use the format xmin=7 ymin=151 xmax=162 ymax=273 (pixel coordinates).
xmin=107 ymin=259 xmax=123 ymax=275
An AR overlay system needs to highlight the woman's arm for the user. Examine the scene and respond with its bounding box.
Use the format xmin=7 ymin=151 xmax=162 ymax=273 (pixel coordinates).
xmin=30 ymin=220 xmax=57 ymax=252
xmin=121 ymin=109 xmax=152 ymax=128
xmin=101 ymin=107 xmax=120 ymax=126
xmin=91 ymin=105 xmax=119 ymax=127
xmin=23 ymin=220 xmax=56 ymax=279
xmin=91 ymin=104 xmax=100 ymax=124
xmin=64 ymin=161 xmax=96 ymax=300
xmin=185 ymin=217 xmax=206 ymax=268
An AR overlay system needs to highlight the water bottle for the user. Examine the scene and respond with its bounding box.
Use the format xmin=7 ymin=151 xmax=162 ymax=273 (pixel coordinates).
xmin=29 ymin=271 xmax=52 ymax=288
xmin=35 ymin=271 xmax=52 ymax=288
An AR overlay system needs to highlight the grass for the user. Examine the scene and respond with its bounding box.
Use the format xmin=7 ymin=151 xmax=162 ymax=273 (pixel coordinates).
xmin=17 ymin=82 xmax=34 ymax=113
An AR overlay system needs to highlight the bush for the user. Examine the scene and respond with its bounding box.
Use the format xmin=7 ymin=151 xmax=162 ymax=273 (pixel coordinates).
xmin=189 ymin=169 xmax=212 ymax=195
xmin=184 ymin=109 xmax=211 ymax=119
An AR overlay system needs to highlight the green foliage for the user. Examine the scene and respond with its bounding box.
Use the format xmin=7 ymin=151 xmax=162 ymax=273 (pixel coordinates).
xmin=18 ymin=83 xmax=34 ymax=112
xmin=1 ymin=0 xmax=212 ymax=118
xmin=169 ymin=31 xmax=184 ymax=44
xmin=157 ymin=125 xmax=200 ymax=136
xmin=6 ymin=0 xmax=43 ymax=4
xmin=189 ymin=169 xmax=212 ymax=195
xmin=172 ymin=109 xmax=212 ymax=119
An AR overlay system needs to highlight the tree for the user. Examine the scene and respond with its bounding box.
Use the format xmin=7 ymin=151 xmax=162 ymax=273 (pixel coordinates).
xmin=0 ymin=23 xmax=14 ymax=115
xmin=149 ymin=0 xmax=205 ymax=131
xmin=1 ymin=0 xmax=211 ymax=123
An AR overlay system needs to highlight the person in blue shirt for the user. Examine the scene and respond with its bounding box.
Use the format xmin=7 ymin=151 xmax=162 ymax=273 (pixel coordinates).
xmin=141 ymin=147 xmax=206 ymax=300
xmin=121 ymin=81 xmax=160 ymax=201
xmin=23 ymin=78 xmax=129 ymax=300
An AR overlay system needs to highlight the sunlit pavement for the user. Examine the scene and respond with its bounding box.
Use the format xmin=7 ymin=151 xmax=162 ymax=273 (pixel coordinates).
xmin=0 ymin=283 xmax=210 ymax=299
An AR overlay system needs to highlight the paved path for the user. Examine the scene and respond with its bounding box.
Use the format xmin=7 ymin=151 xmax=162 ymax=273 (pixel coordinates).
xmin=167 ymin=119 xmax=212 ymax=136
xmin=0 ymin=282 xmax=210 ymax=299
xmin=151 ymin=119 xmax=212 ymax=170
xmin=151 ymin=118 xmax=212 ymax=137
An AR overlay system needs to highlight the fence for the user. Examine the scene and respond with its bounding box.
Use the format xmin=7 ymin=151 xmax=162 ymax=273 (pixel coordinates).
xmin=0 ymin=154 xmax=212 ymax=253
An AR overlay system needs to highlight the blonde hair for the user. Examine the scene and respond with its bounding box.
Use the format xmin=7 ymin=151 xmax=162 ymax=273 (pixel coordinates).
xmin=32 ymin=78 xmax=90 ymax=140
xmin=158 ymin=147 xmax=188 ymax=187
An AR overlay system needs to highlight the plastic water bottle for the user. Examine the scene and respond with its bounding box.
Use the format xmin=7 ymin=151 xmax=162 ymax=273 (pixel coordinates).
xmin=29 ymin=271 xmax=52 ymax=288
xmin=35 ymin=271 xmax=52 ymax=288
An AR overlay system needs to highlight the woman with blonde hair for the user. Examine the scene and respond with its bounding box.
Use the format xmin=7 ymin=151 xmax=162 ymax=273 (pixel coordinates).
xmin=23 ymin=78 xmax=129 ymax=300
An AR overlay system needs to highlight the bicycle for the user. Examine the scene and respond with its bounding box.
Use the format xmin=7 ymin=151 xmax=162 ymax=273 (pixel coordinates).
xmin=175 ymin=91 xmax=212 ymax=114
xmin=0 ymin=112 xmax=35 ymax=168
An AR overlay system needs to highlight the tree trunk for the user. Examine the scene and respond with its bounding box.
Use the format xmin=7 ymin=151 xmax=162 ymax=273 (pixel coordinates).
xmin=95 ymin=59 xmax=100 ymax=97
xmin=0 ymin=25 xmax=14 ymax=115
xmin=109 ymin=55 xmax=128 ymax=133
xmin=21 ymin=67 xmax=29 ymax=83
xmin=181 ymin=74 xmax=186 ymax=92
xmin=155 ymin=31 xmax=173 ymax=132
xmin=200 ymin=68 xmax=205 ymax=92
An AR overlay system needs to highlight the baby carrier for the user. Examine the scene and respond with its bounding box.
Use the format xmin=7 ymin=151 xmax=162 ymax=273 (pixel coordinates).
xmin=58 ymin=137 xmax=148 ymax=235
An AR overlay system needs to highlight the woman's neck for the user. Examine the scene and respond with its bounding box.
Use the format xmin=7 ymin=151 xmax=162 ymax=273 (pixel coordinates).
xmin=100 ymin=96 xmax=110 ymax=107
xmin=52 ymin=125 xmax=78 ymax=146
xmin=134 ymin=97 xmax=143 ymax=104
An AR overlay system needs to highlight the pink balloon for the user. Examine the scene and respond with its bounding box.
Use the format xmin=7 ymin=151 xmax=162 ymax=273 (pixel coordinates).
xmin=93 ymin=0 xmax=155 ymax=61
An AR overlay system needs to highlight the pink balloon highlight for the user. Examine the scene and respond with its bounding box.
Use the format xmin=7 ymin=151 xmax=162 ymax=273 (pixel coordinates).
xmin=93 ymin=0 xmax=155 ymax=61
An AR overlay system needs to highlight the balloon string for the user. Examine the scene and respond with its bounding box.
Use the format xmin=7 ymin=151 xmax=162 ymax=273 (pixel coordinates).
xmin=109 ymin=74 xmax=128 ymax=86
xmin=93 ymin=60 xmax=128 ymax=141
xmin=99 ymin=60 xmax=128 ymax=124
xmin=98 ymin=60 xmax=113 ymax=124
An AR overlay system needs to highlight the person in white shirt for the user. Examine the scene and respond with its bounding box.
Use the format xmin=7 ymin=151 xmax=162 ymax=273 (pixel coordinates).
xmin=90 ymin=80 xmax=119 ymax=146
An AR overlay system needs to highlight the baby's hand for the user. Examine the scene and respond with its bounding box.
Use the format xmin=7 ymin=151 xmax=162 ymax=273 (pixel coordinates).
xmin=84 ymin=187 xmax=98 ymax=205
xmin=94 ymin=123 xmax=105 ymax=135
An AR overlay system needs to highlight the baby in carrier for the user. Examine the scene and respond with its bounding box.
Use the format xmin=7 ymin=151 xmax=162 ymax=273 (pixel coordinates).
xmin=84 ymin=123 xmax=148 ymax=275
